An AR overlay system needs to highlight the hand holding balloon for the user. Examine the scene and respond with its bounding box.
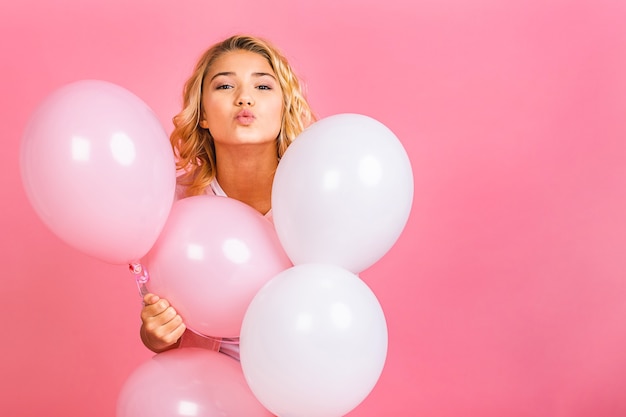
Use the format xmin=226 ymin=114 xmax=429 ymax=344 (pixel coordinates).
xmin=139 ymin=293 xmax=186 ymax=353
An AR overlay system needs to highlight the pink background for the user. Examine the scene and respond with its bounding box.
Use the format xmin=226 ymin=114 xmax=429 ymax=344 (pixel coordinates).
xmin=2 ymin=0 xmax=626 ymax=415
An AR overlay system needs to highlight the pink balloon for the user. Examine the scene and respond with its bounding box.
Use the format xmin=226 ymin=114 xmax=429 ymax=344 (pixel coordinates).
xmin=144 ymin=195 xmax=292 ymax=337
xmin=117 ymin=348 xmax=273 ymax=417
xmin=20 ymin=80 xmax=176 ymax=264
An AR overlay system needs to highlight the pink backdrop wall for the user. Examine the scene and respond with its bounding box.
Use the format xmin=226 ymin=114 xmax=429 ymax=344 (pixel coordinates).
xmin=2 ymin=0 xmax=626 ymax=415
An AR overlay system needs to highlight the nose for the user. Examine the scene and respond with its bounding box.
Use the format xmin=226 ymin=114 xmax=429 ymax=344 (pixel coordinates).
xmin=236 ymin=89 xmax=255 ymax=106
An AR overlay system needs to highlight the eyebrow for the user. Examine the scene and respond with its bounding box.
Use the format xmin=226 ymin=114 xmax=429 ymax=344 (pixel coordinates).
xmin=210 ymin=71 xmax=277 ymax=81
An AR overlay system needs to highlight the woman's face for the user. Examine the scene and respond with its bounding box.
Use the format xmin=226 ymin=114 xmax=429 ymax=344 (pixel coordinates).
xmin=200 ymin=50 xmax=284 ymax=150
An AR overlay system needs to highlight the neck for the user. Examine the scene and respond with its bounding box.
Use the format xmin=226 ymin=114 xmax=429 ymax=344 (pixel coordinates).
xmin=214 ymin=143 xmax=278 ymax=215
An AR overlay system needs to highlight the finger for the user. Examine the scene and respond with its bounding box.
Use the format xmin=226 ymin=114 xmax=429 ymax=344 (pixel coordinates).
xmin=154 ymin=306 xmax=179 ymax=326
xmin=152 ymin=316 xmax=186 ymax=344
xmin=141 ymin=298 xmax=171 ymax=320
xmin=161 ymin=313 xmax=185 ymax=334
xmin=169 ymin=321 xmax=186 ymax=342
xmin=142 ymin=318 xmax=186 ymax=351
xmin=143 ymin=293 xmax=160 ymax=306
xmin=143 ymin=305 xmax=182 ymax=331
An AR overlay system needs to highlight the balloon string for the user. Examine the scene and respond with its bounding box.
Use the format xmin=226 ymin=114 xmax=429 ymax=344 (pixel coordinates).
xmin=185 ymin=327 xmax=240 ymax=345
xmin=129 ymin=262 xmax=150 ymax=301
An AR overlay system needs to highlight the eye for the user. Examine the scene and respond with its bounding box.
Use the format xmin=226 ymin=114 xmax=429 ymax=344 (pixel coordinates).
xmin=256 ymin=85 xmax=272 ymax=90
xmin=216 ymin=84 xmax=233 ymax=90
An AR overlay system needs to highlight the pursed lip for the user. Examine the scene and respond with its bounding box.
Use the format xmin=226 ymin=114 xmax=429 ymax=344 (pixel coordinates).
xmin=236 ymin=109 xmax=255 ymax=124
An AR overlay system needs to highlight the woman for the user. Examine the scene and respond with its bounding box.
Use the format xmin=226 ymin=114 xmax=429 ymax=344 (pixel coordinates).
xmin=140 ymin=34 xmax=315 ymax=356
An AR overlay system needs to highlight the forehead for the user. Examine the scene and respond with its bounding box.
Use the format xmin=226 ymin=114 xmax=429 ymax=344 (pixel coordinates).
xmin=208 ymin=50 xmax=275 ymax=76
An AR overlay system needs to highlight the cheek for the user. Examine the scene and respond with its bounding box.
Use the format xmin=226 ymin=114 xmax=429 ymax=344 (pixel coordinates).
xmin=270 ymin=98 xmax=284 ymax=130
xmin=203 ymin=100 xmax=228 ymax=129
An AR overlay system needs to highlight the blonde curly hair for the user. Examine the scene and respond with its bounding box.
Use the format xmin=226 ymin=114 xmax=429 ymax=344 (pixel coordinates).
xmin=171 ymin=34 xmax=315 ymax=197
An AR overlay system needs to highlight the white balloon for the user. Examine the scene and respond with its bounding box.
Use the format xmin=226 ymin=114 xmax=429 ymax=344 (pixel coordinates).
xmin=272 ymin=113 xmax=414 ymax=273
xmin=240 ymin=263 xmax=388 ymax=417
